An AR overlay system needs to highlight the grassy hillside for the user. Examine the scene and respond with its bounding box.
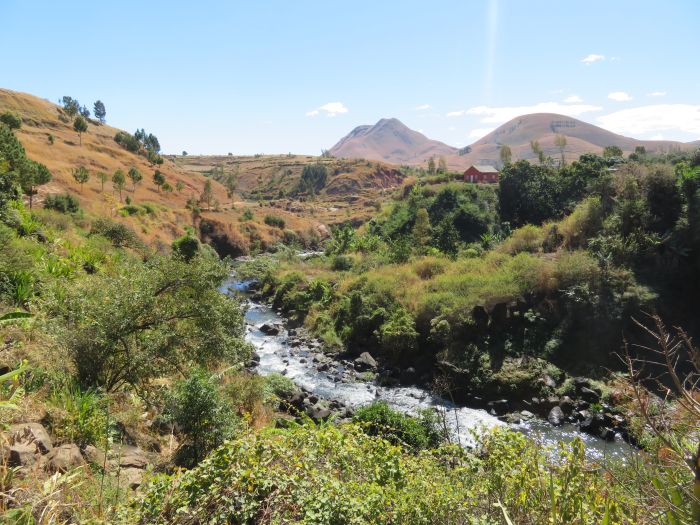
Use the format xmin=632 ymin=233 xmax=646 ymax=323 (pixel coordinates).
xmin=173 ymin=153 xmax=406 ymax=226
xmin=0 ymin=89 xmax=327 ymax=252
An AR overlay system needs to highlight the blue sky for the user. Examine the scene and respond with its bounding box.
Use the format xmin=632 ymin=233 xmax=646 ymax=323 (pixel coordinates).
xmin=2 ymin=0 xmax=699 ymax=154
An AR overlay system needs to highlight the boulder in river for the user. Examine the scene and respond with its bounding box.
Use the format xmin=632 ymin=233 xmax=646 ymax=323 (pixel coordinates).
xmin=260 ymin=323 xmax=281 ymax=335
xmin=354 ymin=352 xmax=378 ymax=371
xmin=548 ymin=406 xmax=565 ymax=426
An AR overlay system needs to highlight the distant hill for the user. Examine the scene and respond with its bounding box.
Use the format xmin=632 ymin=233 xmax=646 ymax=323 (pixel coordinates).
xmin=329 ymin=118 xmax=457 ymax=165
xmin=330 ymin=113 xmax=695 ymax=170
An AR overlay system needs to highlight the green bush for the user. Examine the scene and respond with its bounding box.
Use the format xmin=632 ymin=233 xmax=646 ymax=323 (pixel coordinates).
xmin=171 ymin=234 xmax=200 ymax=261
xmin=47 ymin=384 xmax=107 ymax=447
xmin=90 ymin=217 xmax=141 ymax=248
xmin=331 ymin=254 xmax=353 ymax=271
xmin=240 ymin=209 xmax=254 ymax=221
xmin=352 ymin=401 xmax=444 ymax=450
xmin=119 ymin=204 xmax=143 ymax=216
xmin=0 ymin=111 xmax=22 ymax=130
xmin=40 ymin=254 xmax=250 ymax=391
xmin=264 ymin=214 xmax=285 ymax=229
xmin=164 ymin=368 xmax=237 ymax=467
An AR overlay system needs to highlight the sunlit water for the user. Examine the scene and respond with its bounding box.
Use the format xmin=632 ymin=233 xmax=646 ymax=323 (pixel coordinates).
xmin=228 ymin=278 xmax=634 ymax=462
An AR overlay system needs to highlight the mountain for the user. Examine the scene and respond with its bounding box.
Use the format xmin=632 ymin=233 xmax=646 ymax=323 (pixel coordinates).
xmin=331 ymin=114 xmax=694 ymax=169
xmin=329 ymin=118 xmax=458 ymax=165
xmin=458 ymin=113 xmax=693 ymax=168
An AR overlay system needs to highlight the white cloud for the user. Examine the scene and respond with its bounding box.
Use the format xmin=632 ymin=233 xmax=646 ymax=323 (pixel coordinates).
xmin=582 ymin=54 xmax=605 ymax=64
xmin=564 ymin=95 xmax=583 ymax=104
xmin=446 ymin=110 xmax=466 ymax=117
xmin=596 ymin=104 xmax=700 ymax=136
xmin=648 ymin=91 xmax=667 ymax=97
xmin=414 ymin=104 xmax=431 ymax=111
xmin=468 ymin=127 xmax=496 ymax=139
xmin=651 ymin=134 xmax=664 ymax=140
xmin=305 ymin=102 xmax=348 ymax=117
xmin=456 ymin=101 xmax=602 ymax=124
xmin=608 ymin=91 xmax=633 ymax=102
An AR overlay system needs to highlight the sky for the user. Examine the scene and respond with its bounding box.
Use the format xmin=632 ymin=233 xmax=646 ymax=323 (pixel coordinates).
xmin=2 ymin=0 xmax=700 ymax=154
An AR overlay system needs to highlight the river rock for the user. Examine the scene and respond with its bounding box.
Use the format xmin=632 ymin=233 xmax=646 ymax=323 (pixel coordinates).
xmin=45 ymin=444 xmax=85 ymax=473
xmin=83 ymin=445 xmax=107 ymax=467
xmin=579 ymin=387 xmax=600 ymax=403
xmin=354 ymin=352 xmax=378 ymax=371
xmin=548 ymin=406 xmax=565 ymax=426
xmin=573 ymin=377 xmax=591 ymax=390
xmin=539 ymin=374 xmax=557 ymax=389
xmin=487 ymin=399 xmax=509 ymax=416
xmin=119 ymin=467 xmax=145 ymax=490
xmin=558 ymin=396 xmax=575 ymax=414
xmin=599 ymin=427 xmax=616 ymax=442
xmin=306 ymin=405 xmax=332 ymax=422
xmin=10 ymin=422 xmax=53 ymax=454
xmin=260 ymin=323 xmax=281 ymax=335
xmin=111 ymin=445 xmax=148 ymax=469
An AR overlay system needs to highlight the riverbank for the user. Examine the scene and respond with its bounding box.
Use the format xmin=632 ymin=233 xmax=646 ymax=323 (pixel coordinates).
xmin=231 ymin=277 xmax=634 ymax=460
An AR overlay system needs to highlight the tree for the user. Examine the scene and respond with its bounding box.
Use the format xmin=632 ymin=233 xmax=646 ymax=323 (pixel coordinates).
xmin=499 ymin=144 xmax=512 ymax=167
xmin=200 ymin=179 xmax=213 ymax=209
xmin=61 ymin=96 xmax=80 ymax=117
xmin=299 ymin=163 xmax=328 ymax=195
xmin=603 ymin=145 xmax=623 ymax=158
xmin=530 ymin=140 xmax=545 ymax=165
xmin=112 ymin=169 xmax=126 ymax=201
xmin=72 ymin=165 xmax=90 ymax=193
xmin=438 ymin=156 xmax=448 ymax=175
xmin=79 ymin=105 xmax=90 ymax=119
xmin=96 ymin=171 xmax=108 ymax=192
xmin=434 ymin=218 xmax=459 ymax=258
xmin=128 ymin=166 xmax=142 ymax=191
xmin=186 ymin=195 xmax=201 ymax=228
xmin=412 ymin=207 xmax=431 ymax=253
xmin=554 ymin=134 xmax=567 ymax=166
xmin=223 ymin=172 xmax=237 ymax=208
xmin=44 ymin=254 xmax=250 ymax=393
xmin=93 ymin=100 xmax=106 ymax=123
xmin=0 ymin=111 xmax=21 ymax=130
xmin=162 ymin=182 xmax=173 ymax=193
xmin=427 ymin=157 xmax=436 ymax=176
xmin=176 ymin=181 xmax=184 ymax=193
xmin=153 ymin=170 xmax=166 ymax=191
xmin=165 ymin=368 xmax=235 ymax=467
xmin=498 ymin=160 xmax=561 ymax=226
xmin=182 ymin=151 xmax=188 ymax=156
xmin=18 ymin=160 xmax=51 ymax=208
xmin=73 ymin=116 xmax=88 ymax=146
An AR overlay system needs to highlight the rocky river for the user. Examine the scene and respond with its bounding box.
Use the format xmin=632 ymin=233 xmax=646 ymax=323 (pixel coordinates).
xmin=228 ymin=277 xmax=634 ymax=462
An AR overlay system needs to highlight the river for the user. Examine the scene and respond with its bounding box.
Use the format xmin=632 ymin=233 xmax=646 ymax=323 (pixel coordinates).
xmin=228 ymin=277 xmax=634 ymax=462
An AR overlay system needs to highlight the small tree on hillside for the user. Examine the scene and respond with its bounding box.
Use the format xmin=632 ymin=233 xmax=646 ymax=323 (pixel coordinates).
xmin=18 ymin=160 xmax=51 ymax=209
xmin=73 ymin=115 xmax=88 ymax=146
xmin=162 ymin=182 xmax=173 ymax=193
xmin=186 ymin=195 xmax=201 ymax=229
xmin=128 ymin=167 xmax=143 ymax=191
xmin=97 ymin=171 xmax=108 ymax=192
xmin=200 ymin=179 xmax=213 ymax=209
xmin=299 ymin=163 xmax=328 ymax=195
xmin=603 ymin=145 xmax=623 ymax=158
xmin=93 ymin=100 xmax=106 ymax=123
xmin=61 ymin=96 xmax=80 ymax=117
xmin=223 ymin=172 xmax=237 ymax=208
xmin=79 ymin=106 xmax=90 ymax=119
xmin=554 ymin=134 xmax=567 ymax=166
xmin=0 ymin=111 xmax=22 ymax=130
xmin=412 ymin=207 xmax=431 ymax=253
xmin=427 ymin=156 xmax=436 ymax=176
xmin=112 ymin=169 xmax=126 ymax=201
xmin=499 ymin=144 xmax=512 ymax=167
xmin=153 ymin=170 xmax=166 ymax=191
xmin=176 ymin=181 xmax=184 ymax=193
xmin=530 ymin=140 xmax=545 ymax=165
xmin=438 ymin=156 xmax=448 ymax=175
xmin=72 ymin=165 xmax=90 ymax=193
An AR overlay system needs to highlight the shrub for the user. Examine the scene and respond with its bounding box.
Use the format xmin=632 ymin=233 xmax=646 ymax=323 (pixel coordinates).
xmin=40 ymin=255 xmax=250 ymax=391
xmin=353 ymin=401 xmax=444 ymax=450
xmin=119 ymin=204 xmax=143 ymax=216
xmin=164 ymin=368 xmax=237 ymax=467
xmin=90 ymin=218 xmax=141 ymax=248
xmin=331 ymin=254 xmax=353 ymax=271
xmin=263 ymin=372 xmax=298 ymax=402
xmin=240 ymin=209 xmax=254 ymax=221
xmin=264 ymin=214 xmax=285 ymax=229
xmin=172 ymin=234 xmax=200 ymax=261
xmin=0 ymin=111 xmax=22 ymax=130
xmin=499 ymin=224 xmax=543 ymax=254
xmin=47 ymin=384 xmax=107 ymax=447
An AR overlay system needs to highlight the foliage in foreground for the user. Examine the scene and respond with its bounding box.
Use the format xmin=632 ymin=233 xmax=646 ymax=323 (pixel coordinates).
xmin=133 ymin=424 xmax=643 ymax=525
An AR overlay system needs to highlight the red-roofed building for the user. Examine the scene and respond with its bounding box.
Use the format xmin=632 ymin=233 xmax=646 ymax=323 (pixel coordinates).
xmin=464 ymin=165 xmax=499 ymax=184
